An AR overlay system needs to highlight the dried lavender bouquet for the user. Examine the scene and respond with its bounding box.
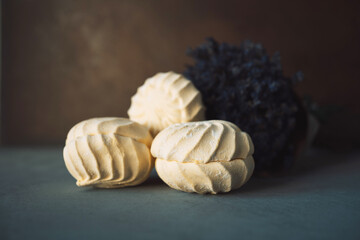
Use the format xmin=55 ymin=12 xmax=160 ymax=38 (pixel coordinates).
xmin=184 ymin=38 xmax=307 ymax=174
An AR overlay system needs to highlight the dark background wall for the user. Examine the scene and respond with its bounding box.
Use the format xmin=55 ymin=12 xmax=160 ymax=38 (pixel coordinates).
xmin=2 ymin=0 xmax=360 ymax=148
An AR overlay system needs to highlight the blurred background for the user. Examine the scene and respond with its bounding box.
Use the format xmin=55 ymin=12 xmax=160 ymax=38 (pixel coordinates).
xmin=2 ymin=0 xmax=360 ymax=148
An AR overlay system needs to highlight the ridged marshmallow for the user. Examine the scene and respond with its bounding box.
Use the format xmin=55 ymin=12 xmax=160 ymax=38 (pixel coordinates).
xmin=151 ymin=120 xmax=255 ymax=194
xmin=63 ymin=118 xmax=153 ymax=188
xmin=155 ymin=156 xmax=254 ymax=194
xmin=151 ymin=120 xmax=254 ymax=164
xmin=128 ymin=72 xmax=205 ymax=136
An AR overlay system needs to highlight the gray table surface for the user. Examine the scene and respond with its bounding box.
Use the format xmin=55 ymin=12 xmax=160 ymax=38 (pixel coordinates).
xmin=0 ymin=147 xmax=359 ymax=240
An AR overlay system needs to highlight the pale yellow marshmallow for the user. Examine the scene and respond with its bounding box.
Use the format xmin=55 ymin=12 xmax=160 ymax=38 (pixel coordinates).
xmin=155 ymin=157 xmax=254 ymax=194
xmin=63 ymin=117 xmax=153 ymax=188
xmin=151 ymin=120 xmax=255 ymax=194
xmin=128 ymin=72 xmax=205 ymax=136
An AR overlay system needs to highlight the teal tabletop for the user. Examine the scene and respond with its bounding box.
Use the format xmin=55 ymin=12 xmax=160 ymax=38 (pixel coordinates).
xmin=0 ymin=147 xmax=359 ymax=240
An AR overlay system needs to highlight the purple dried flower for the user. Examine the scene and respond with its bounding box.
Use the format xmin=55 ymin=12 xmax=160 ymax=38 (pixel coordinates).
xmin=184 ymin=38 xmax=306 ymax=173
